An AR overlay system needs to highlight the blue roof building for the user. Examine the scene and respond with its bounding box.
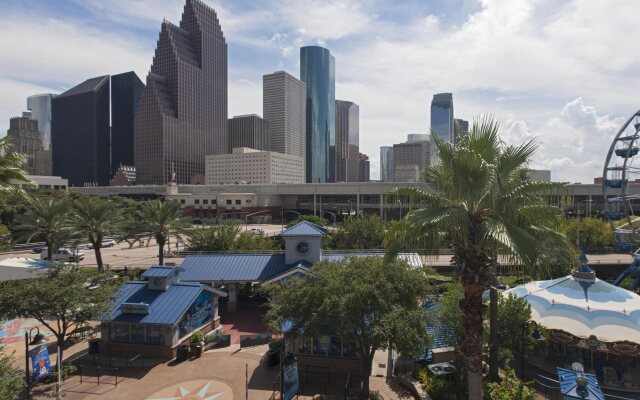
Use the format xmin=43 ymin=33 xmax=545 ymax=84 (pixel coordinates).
xmin=100 ymin=265 xmax=227 ymax=359
xmin=557 ymin=368 xmax=605 ymax=400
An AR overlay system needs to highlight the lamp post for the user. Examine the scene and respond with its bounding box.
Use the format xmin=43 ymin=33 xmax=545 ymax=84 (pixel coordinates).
xmin=244 ymin=210 xmax=272 ymax=231
xmin=520 ymin=320 xmax=545 ymax=379
xmin=24 ymin=327 xmax=48 ymax=400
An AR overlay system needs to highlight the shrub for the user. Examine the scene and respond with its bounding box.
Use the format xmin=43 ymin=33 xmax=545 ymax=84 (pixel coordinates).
xmin=485 ymin=368 xmax=535 ymax=400
xmin=269 ymin=338 xmax=283 ymax=351
xmin=204 ymin=329 xmax=224 ymax=344
xmin=48 ymin=363 xmax=77 ymax=382
xmin=190 ymin=330 xmax=205 ymax=344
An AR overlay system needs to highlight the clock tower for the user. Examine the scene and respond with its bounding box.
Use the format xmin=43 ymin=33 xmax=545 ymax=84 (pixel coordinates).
xmin=279 ymin=221 xmax=327 ymax=265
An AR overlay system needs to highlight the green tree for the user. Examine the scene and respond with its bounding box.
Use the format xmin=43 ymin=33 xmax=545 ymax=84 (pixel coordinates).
xmin=496 ymin=293 xmax=533 ymax=360
xmin=0 ymin=349 xmax=26 ymax=400
xmin=437 ymin=283 xmax=464 ymax=347
xmin=73 ymin=197 xmax=125 ymax=272
xmin=264 ymin=257 xmax=430 ymax=396
xmin=286 ymin=214 xmax=328 ymax=227
xmin=561 ymin=217 xmax=613 ymax=249
xmin=327 ymin=214 xmax=387 ymax=249
xmin=139 ymin=200 xmax=190 ymax=265
xmin=14 ymin=196 xmax=73 ymax=260
xmin=187 ymin=224 xmax=241 ymax=252
xmin=0 ymin=224 xmax=10 ymax=251
xmin=485 ymin=367 xmax=535 ymax=400
xmin=385 ymin=116 xmax=567 ymax=399
xmin=234 ymin=231 xmax=276 ymax=251
xmin=0 ymin=136 xmax=31 ymax=193
xmin=0 ymin=266 xmax=119 ymax=363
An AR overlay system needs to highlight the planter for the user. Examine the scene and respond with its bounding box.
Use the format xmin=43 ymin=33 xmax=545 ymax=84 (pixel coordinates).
xmin=266 ymin=349 xmax=280 ymax=367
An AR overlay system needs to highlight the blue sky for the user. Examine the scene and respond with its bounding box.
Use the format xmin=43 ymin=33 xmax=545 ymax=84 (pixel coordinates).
xmin=1 ymin=0 xmax=639 ymax=181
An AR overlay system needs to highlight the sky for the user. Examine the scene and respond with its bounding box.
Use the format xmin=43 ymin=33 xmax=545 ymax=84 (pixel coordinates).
xmin=1 ymin=0 xmax=639 ymax=182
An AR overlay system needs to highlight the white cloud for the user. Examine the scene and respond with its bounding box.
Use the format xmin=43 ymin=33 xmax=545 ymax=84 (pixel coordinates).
xmin=0 ymin=80 xmax=57 ymax=135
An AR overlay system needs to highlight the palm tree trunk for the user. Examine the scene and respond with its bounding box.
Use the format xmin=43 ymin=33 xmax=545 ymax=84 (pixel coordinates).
xmin=489 ymin=286 xmax=499 ymax=381
xmin=158 ymin=237 xmax=165 ymax=265
xmin=46 ymin=242 xmax=53 ymax=262
xmin=94 ymin=244 xmax=103 ymax=273
xmin=461 ymin=283 xmax=486 ymax=400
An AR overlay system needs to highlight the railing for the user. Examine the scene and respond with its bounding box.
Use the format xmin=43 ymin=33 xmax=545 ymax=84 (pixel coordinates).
xmin=79 ymin=364 xmax=120 ymax=387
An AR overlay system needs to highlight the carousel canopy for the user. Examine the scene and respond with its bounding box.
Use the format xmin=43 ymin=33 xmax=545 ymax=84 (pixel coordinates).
xmin=505 ymin=271 xmax=640 ymax=345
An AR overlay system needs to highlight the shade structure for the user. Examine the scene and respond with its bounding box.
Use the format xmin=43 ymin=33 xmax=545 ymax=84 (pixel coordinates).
xmin=505 ymin=274 xmax=640 ymax=345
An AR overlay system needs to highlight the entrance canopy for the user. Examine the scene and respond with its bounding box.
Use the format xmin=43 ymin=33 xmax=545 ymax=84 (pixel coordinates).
xmin=506 ymin=272 xmax=640 ymax=345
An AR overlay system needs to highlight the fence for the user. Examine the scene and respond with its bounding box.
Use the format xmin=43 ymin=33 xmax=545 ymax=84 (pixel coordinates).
xmin=203 ymin=334 xmax=231 ymax=351
xmin=78 ymin=364 xmax=120 ymax=388
xmin=240 ymin=333 xmax=272 ymax=348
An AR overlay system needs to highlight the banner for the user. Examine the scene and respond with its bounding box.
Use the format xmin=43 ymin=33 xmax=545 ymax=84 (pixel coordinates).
xmin=283 ymin=358 xmax=299 ymax=400
xmin=29 ymin=344 xmax=52 ymax=382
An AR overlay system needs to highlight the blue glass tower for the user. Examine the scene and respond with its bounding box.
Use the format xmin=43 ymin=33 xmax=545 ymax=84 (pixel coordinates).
xmin=430 ymin=93 xmax=454 ymax=143
xmin=300 ymin=46 xmax=335 ymax=183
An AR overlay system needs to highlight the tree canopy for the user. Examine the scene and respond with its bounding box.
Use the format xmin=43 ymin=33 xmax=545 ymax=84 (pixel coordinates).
xmin=264 ymin=256 xmax=430 ymax=395
xmin=0 ymin=266 xmax=119 ymax=362
xmin=0 ymin=349 xmax=26 ymax=400
xmin=327 ymin=214 xmax=387 ymax=249
xmin=560 ymin=217 xmax=613 ymax=250
xmin=186 ymin=224 xmax=276 ymax=252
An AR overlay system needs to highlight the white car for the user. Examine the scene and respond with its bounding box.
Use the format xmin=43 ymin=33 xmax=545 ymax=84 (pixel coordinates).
xmin=41 ymin=248 xmax=85 ymax=262
xmin=86 ymin=239 xmax=117 ymax=249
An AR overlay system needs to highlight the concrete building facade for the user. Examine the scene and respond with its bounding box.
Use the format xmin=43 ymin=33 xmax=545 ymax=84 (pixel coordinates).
xmin=228 ymin=114 xmax=270 ymax=152
xmin=6 ymin=113 xmax=43 ymax=175
xmin=335 ymin=100 xmax=359 ymax=182
xmin=263 ymin=71 xmax=306 ymax=163
xmin=393 ymin=140 xmax=430 ymax=182
xmin=206 ymin=147 xmax=305 ymax=185
xmin=135 ymin=0 xmax=228 ymax=185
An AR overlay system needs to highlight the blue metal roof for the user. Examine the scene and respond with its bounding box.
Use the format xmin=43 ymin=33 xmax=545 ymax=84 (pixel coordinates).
xmin=557 ymin=368 xmax=605 ymax=400
xmin=279 ymin=221 xmax=327 ymax=237
xmin=179 ymin=252 xmax=422 ymax=283
xmin=180 ymin=254 xmax=290 ymax=282
xmin=141 ymin=266 xmax=179 ymax=278
xmin=104 ymin=281 xmax=205 ymax=325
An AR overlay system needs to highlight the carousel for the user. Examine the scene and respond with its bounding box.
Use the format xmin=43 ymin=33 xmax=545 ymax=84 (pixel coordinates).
xmin=506 ymin=255 xmax=640 ymax=391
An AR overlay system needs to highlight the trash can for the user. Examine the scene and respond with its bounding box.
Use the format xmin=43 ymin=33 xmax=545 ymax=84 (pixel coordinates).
xmin=177 ymin=344 xmax=190 ymax=362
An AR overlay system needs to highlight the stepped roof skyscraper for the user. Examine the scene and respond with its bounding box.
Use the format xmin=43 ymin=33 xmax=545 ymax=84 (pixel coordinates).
xmin=135 ymin=0 xmax=227 ymax=184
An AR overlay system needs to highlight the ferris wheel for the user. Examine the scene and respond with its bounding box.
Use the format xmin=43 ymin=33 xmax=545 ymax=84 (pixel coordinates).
xmin=602 ymin=109 xmax=640 ymax=252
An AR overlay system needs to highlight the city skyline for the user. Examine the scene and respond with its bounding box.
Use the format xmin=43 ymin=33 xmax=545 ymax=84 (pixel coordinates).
xmin=1 ymin=0 xmax=640 ymax=182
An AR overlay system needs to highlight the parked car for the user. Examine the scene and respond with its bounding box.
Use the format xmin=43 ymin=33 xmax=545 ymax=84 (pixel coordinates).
xmin=40 ymin=248 xmax=85 ymax=262
xmin=31 ymin=245 xmax=44 ymax=254
xmin=86 ymin=239 xmax=117 ymax=249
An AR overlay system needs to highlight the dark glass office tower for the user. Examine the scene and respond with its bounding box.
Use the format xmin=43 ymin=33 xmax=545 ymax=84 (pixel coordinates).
xmin=111 ymin=71 xmax=144 ymax=175
xmin=135 ymin=0 xmax=227 ymax=184
xmin=52 ymin=76 xmax=110 ymax=186
xmin=228 ymin=114 xmax=270 ymax=151
xmin=300 ymin=46 xmax=335 ymax=183
xmin=431 ymin=93 xmax=454 ymax=143
xmin=455 ymin=118 xmax=470 ymax=139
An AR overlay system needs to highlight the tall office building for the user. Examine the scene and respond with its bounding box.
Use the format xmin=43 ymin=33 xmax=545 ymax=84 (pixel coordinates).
xmin=431 ymin=93 xmax=454 ymax=143
xmin=52 ymin=76 xmax=111 ymax=186
xmin=26 ymin=94 xmax=53 ymax=151
xmin=358 ymin=153 xmax=370 ymax=182
xmin=455 ymin=118 xmax=470 ymax=139
xmin=393 ymin=140 xmax=430 ymax=182
xmin=380 ymin=146 xmax=394 ymax=182
xmin=228 ymin=114 xmax=270 ymax=152
xmin=300 ymin=46 xmax=335 ymax=183
xmin=263 ymin=71 xmax=306 ymax=163
xmin=135 ymin=0 xmax=228 ymax=184
xmin=6 ymin=112 xmax=42 ymax=175
xmin=407 ymin=133 xmax=429 ymax=143
xmin=335 ymin=100 xmax=359 ymax=182
xmin=111 ymin=72 xmax=144 ymax=175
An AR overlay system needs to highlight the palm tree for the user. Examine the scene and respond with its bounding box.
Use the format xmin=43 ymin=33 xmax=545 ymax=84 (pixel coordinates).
xmin=73 ymin=197 xmax=124 ymax=272
xmin=139 ymin=200 xmax=190 ymax=265
xmin=385 ymin=116 xmax=567 ymax=399
xmin=0 ymin=136 xmax=31 ymax=192
xmin=15 ymin=196 xmax=73 ymax=261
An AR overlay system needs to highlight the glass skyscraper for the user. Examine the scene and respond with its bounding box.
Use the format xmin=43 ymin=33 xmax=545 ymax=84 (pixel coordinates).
xmin=300 ymin=46 xmax=335 ymax=183
xmin=430 ymin=93 xmax=454 ymax=143
xmin=380 ymin=146 xmax=394 ymax=182
xmin=27 ymin=93 xmax=53 ymax=151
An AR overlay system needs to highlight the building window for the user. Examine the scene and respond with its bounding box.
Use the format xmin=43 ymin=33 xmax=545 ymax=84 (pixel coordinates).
xmin=180 ymin=199 xmax=185 ymax=205
xmin=235 ymin=199 xmax=241 ymax=205
xmin=195 ymin=199 xmax=200 ymax=205
xmin=203 ymin=199 xmax=208 ymax=205
xmin=226 ymin=199 xmax=232 ymax=205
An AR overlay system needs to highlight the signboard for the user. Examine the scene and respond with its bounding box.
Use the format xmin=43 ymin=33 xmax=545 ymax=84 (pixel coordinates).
xmin=121 ymin=303 xmax=150 ymax=315
xmin=29 ymin=344 xmax=52 ymax=382
xmin=283 ymin=358 xmax=299 ymax=400
xmin=178 ymin=291 xmax=213 ymax=337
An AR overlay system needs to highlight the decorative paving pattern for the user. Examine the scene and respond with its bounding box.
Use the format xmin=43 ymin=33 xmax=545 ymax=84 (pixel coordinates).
xmin=0 ymin=318 xmax=52 ymax=344
xmin=146 ymin=379 xmax=233 ymax=400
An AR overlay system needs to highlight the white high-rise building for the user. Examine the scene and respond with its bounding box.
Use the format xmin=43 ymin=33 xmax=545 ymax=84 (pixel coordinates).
xmin=263 ymin=71 xmax=306 ymax=166
xmin=206 ymin=147 xmax=305 ymax=185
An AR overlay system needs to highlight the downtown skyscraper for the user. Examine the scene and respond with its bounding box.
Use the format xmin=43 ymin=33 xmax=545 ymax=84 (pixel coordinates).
xmin=135 ymin=0 xmax=227 ymax=184
xmin=300 ymin=46 xmax=335 ymax=183
xmin=335 ymin=100 xmax=359 ymax=182
xmin=431 ymin=93 xmax=454 ymax=144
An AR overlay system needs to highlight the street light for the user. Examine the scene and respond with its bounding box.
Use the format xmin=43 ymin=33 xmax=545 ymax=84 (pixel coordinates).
xmin=282 ymin=210 xmax=301 ymax=231
xmin=520 ymin=320 xmax=545 ymax=379
xmin=244 ymin=210 xmax=272 ymax=231
xmin=24 ymin=327 xmax=48 ymax=400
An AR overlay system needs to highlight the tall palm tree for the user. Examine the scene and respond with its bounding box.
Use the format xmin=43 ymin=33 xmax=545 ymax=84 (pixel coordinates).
xmin=73 ymin=197 xmax=124 ymax=272
xmin=139 ymin=200 xmax=190 ymax=265
xmin=15 ymin=196 xmax=73 ymax=261
xmin=385 ymin=116 xmax=567 ymax=399
xmin=0 ymin=136 xmax=31 ymax=192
